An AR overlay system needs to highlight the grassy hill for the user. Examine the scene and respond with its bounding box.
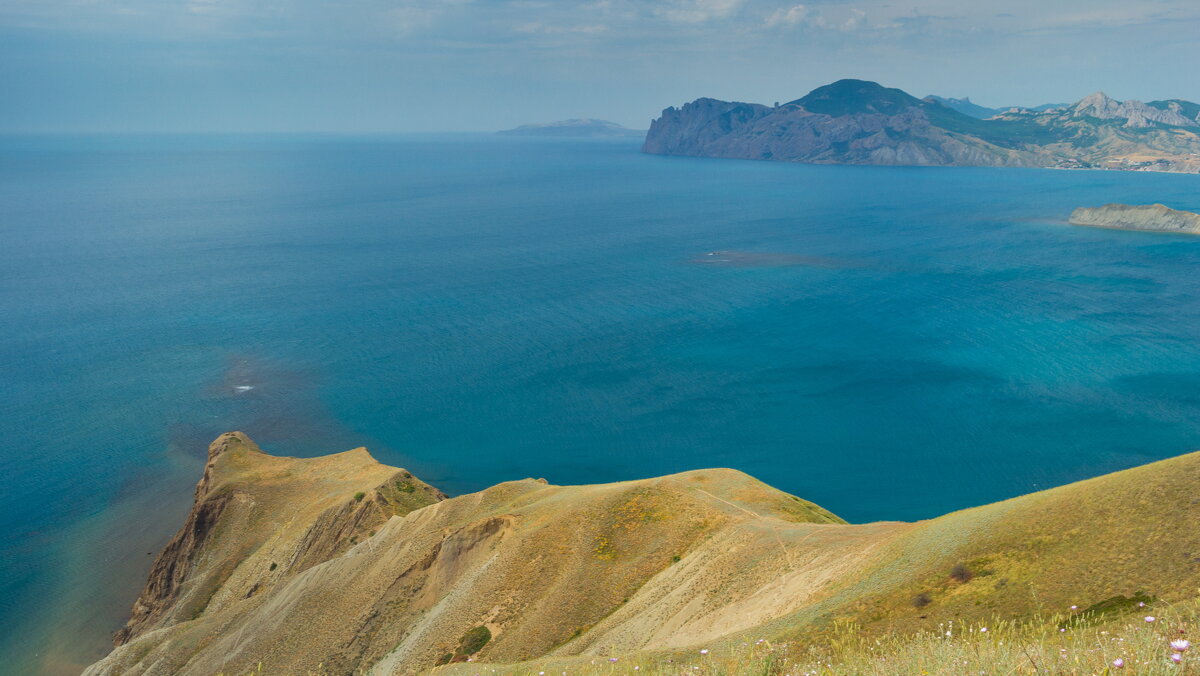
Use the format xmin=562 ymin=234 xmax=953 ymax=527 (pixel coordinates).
xmin=83 ymin=433 xmax=1200 ymax=675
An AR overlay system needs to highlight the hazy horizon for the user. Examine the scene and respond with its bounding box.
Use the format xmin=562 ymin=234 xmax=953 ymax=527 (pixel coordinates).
xmin=3 ymin=0 xmax=1199 ymax=133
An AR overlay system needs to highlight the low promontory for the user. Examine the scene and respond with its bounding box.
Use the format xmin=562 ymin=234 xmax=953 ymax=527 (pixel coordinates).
xmin=1069 ymin=203 xmax=1200 ymax=234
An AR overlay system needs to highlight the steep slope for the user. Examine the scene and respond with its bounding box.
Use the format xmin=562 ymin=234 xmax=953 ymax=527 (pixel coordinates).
xmin=86 ymin=434 xmax=1200 ymax=675
xmin=644 ymin=79 xmax=1200 ymax=172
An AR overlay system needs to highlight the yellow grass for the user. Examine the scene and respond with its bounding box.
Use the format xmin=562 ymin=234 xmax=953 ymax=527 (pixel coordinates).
xmin=445 ymin=604 xmax=1200 ymax=676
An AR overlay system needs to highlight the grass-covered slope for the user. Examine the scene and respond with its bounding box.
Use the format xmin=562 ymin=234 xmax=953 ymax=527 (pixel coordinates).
xmin=444 ymin=451 xmax=1200 ymax=675
xmin=86 ymin=435 xmax=1200 ymax=675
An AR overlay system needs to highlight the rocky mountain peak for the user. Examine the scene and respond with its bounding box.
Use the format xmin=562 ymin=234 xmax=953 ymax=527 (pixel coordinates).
xmin=1071 ymin=91 xmax=1197 ymax=128
xmin=1072 ymin=91 xmax=1120 ymax=116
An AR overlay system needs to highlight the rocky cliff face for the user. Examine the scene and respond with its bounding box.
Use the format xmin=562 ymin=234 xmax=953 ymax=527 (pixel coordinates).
xmin=109 ymin=432 xmax=445 ymax=647
xmin=1070 ymin=203 xmax=1200 ymax=234
xmin=85 ymin=432 xmax=1200 ymax=675
xmin=645 ymin=79 xmax=1200 ymax=172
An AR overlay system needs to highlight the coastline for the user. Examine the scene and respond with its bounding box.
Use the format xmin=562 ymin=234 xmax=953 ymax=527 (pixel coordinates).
xmin=14 ymin=446 xmax=201 ymax=676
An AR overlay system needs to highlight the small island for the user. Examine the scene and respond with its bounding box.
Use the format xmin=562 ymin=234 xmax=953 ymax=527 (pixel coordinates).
xmin=497 ymin=118 xmax=645 ymax=138
xmin=1069 ymin=203 xmax=1200 ymax=234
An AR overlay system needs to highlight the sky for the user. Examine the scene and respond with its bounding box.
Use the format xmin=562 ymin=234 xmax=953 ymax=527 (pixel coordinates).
xmin=1 ymin=0 xmax=1199 ymax=132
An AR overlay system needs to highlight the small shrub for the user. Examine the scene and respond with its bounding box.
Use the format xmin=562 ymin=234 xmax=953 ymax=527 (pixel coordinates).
xmin=950 ymin=563 xmax=974 ymax=583
xmin=457 ymin=625 xmax=491 ymax=656
xmin=268 ymin=562 xmax=277 ymax=571
xmin=1060 ymin=592 xmax=1156 ymax=628
xmin=912 ymin=592 xmax=932 ymax=608
xmin=672 ymin=555 xmax=682 ymax=563
xmin=353 ymin=492 xmax=366 ymax=502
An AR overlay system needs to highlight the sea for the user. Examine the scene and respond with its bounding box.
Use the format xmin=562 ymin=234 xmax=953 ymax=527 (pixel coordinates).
xmin=2 ymin=134 xmax=1200 ymax=673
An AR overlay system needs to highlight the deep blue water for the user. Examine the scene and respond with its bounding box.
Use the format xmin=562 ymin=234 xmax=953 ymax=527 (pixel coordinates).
xmin=3 ymin=134 xmax=1200 ymax=671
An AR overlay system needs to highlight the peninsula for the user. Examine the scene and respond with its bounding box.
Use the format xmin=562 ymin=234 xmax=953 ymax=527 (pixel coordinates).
xmin=1070 ymin=203 xmax=1200 ymax=234
xmin=84 ymin=432 xmax=1200 ymax=675
xmin=644 ymin=79 xmax=1200 ymax=173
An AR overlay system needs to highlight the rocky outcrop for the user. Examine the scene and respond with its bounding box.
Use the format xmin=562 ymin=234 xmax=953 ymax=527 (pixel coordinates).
xmin=645 ymin=79 xmax=1200 ymax=172
xmin=109 ymin=432 xmax=443 ymax=647
xmin=1070 ymin=203 xmax=1200 ymax=234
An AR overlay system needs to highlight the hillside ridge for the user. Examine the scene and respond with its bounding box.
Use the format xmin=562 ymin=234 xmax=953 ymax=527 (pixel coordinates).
xmin=85 ymin=433 xmax=1200 ymax=675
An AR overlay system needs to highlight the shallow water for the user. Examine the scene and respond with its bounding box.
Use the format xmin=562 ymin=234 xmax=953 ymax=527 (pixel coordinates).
xmin=2 ymin=134 xmax=1200 ymax=671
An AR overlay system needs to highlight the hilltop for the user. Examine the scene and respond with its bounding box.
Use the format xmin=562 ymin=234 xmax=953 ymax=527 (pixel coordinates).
xmin=83 ymin=431 xmax=1200 ymax=674
xmin=644 ymin=79 xmax=1200 ymax=172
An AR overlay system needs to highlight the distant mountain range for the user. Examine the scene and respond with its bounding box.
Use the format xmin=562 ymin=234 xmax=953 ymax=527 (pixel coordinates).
xmin=922 ymin=95 xmax=1068 ymax=119
xmin=498 ymin=118 xmax=645 ymax=137
xmin=643 ymin=79 xmax=1200 ymax=172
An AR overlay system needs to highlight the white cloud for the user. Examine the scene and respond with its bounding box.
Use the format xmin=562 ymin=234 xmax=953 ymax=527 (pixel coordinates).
xmin=841 ymin=8 xmax=866 ymax=30
xmin=763 ymin=4 xmax=874 ymax=32
xmin=765 ymin=4 xmax=810 ymax=27
xmin=515 ymin=21 xmax=607 ymax=34
xmin=656 ymin=0 xmax=744 ymax=24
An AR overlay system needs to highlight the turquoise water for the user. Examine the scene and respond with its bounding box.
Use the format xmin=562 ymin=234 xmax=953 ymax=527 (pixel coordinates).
xmin=3 ymin=134 xmax=1200 ymax=671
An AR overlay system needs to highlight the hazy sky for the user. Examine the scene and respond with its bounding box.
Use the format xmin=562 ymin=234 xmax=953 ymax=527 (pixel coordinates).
xmin=2 ymin=0 xmax=1198 ymax=132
